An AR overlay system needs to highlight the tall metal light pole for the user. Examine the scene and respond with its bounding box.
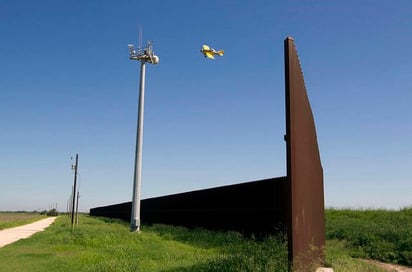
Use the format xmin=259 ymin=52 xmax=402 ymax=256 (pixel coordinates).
xmin=128 ymin=41 xmax=159 ymax=232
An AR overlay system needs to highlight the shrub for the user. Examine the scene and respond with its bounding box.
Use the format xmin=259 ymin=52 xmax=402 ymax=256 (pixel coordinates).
xmin=46 ymin=209 xmax=59 ymax=216
xmin=325 ymin=208 xmax=412 ymax=266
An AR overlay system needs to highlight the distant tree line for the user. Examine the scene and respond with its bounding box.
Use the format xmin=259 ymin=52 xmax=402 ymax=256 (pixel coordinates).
xmin=39 ymin=209 xmax=59 ymax=216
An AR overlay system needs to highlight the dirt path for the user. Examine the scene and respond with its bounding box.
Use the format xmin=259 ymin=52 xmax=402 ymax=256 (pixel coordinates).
xmin=0 ymin=217 xmax=57 ymax=248
xmin=363 ymin=259 xmax=412 ymax=272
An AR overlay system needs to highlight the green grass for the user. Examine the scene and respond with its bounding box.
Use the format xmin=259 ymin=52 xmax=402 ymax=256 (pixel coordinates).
xmin=1 ymin=209 xmax=409 ymax=271
xmin=326 ymin=207 xmax=412 ymax=266
xmin=325 ymin=240 xmax=388 ymax=272
xmin=0 ymin=212 xmax=47 ymax=230
xmin=0 ymin=215 xmax=289 ymax=272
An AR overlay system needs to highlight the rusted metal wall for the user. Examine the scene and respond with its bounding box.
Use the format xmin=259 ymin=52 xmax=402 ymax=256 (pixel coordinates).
xmin=90 ymin=201 xmax=131 ymax=221
xmin=90 ymin=177 xmax=289 ymax=235
xmin=284 ymin=37 xmax=325 ymax=268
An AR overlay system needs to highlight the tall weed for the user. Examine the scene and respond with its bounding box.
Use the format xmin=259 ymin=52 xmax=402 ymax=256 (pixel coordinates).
xmin=326 ymin=207 xmax=412 ymax=266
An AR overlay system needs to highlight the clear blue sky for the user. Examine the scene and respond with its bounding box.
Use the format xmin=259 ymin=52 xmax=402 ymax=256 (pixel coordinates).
xmin=1 ymin=1 xmax=411 ymax=212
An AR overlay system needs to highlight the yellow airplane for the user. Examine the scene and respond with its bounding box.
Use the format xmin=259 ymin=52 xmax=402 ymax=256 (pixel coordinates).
xmin=200 ymin=44 xmax=224 ymax=59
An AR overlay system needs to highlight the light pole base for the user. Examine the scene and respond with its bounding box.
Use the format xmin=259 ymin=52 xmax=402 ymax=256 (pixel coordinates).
xmin=130 ymin=219 xmax=141 ymax=232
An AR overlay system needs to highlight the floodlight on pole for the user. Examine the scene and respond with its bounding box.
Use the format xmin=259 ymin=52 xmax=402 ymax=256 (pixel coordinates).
xmin=129 ymin=40 xmax=159 ymax=232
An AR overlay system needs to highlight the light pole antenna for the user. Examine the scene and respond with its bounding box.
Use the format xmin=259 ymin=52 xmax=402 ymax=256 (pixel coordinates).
xmin=138 ymin=24 xmax=143 ymax=50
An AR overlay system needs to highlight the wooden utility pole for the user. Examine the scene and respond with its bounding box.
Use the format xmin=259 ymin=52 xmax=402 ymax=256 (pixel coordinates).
xmin=71 ymin=154 xmax=79 ymax=228
xmin=75 ymin=191 xmax=80 ymax=225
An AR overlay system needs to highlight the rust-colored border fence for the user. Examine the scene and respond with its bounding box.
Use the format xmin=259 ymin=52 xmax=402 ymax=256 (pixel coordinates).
xmin=285 ymin=37 xmax=325 ymax=268
xmin=91 ymin=177 xmax=288 ymax=235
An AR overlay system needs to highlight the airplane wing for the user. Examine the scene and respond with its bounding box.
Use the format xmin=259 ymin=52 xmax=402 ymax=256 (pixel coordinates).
xmin=202 ymin=44 xmax=210 ymax=50
xmin=205 ymin=52 xmax=215 ymax=59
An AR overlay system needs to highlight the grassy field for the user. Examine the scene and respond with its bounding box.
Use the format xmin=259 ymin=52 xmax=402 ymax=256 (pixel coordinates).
xmin=0 ymin=212 xmax=47 ymax=230
xmin=0 ymin=213 xmax=396 ymax=272
xmin=0 ymin=215 xmax=289 ymax=272
xmin=326 ymin=207 xmax=412 ymax=266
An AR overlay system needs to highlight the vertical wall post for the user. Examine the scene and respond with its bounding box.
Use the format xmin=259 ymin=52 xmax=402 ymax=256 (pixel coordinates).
xmin=284 ymin=37 xmax=325 ymax=270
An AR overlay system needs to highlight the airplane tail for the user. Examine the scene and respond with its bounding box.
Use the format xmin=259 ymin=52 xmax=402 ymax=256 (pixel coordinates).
xmin=217 ymin=50 xmax=224 ymax=56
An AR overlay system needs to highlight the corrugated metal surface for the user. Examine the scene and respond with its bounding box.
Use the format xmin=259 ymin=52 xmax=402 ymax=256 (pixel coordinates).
xmin=285 ymin=37 xmax=325 ymax=269
xmin=90 ymin=177 xmax=288 ymax=235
